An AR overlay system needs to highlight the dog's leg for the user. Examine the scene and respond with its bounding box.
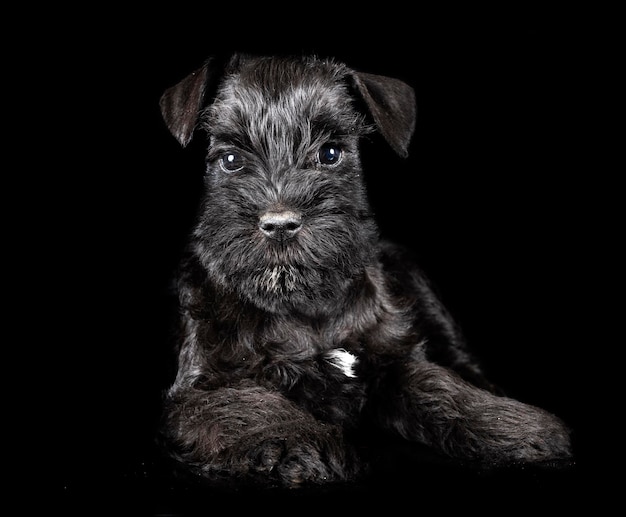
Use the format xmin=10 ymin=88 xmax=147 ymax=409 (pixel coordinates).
xmin=373 ymin=361 xmax=572 ymax=465
xmin=162 ymin=382 xmax=360 ymax=487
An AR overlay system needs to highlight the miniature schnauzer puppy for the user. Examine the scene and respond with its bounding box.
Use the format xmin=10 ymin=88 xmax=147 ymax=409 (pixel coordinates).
xmin=158 ymin=53 xmax=572 ymax=488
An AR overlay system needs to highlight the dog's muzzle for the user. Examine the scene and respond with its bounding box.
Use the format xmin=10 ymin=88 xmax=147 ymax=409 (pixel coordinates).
xmin=259 ymin=210 xmax=302 ymax=242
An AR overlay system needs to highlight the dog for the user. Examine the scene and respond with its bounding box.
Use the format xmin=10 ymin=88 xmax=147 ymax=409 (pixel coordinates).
xmin=157 ymin=53 xmax=573 ymax=488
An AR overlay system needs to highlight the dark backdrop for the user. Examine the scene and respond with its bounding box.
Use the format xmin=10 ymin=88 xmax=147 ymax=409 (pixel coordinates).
xmin=39 ymin=7 xmax=611 ymax=514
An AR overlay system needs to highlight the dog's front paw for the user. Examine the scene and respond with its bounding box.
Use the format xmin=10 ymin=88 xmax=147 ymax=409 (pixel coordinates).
xmin=246 ymin=426 xmax=358 ymax=487
xmin=275 ymin=441 xmax=343 ymax=487
xmin=249 ymin=438 xmax=286 ymax=474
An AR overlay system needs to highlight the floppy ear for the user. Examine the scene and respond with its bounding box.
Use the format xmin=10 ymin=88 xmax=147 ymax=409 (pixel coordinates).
xmin=159 ymin=57 xmax=219 ymax=147
xmin=350 ymin=71 xmax=416 ymax=158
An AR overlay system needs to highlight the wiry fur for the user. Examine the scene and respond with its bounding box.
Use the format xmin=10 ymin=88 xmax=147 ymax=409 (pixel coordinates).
xmin=158 ymin=54 xmax=572 ymax=488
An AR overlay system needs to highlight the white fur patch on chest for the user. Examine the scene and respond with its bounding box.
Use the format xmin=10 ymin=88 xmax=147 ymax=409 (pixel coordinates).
xmin=325 ymin=348 xmax=358 ymax=378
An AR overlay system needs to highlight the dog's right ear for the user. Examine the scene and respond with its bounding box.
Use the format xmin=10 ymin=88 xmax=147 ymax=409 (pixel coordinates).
xmin=159 ymin=57 xmax=226 ymax=147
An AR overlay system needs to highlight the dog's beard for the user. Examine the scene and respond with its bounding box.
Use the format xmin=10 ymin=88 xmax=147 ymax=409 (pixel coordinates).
xmin=193 ymin=210 xmax=377 ymax=315
xmin=254 ymin=264 xmax=301 ymax=293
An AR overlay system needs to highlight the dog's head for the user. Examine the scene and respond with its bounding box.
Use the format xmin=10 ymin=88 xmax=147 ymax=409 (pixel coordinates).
xmin=160 ymin=54 xmax=416 ymax=315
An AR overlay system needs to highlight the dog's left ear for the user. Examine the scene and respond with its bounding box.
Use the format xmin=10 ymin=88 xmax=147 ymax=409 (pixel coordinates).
xmin=350 ymin=72 xmax=416 ymax=158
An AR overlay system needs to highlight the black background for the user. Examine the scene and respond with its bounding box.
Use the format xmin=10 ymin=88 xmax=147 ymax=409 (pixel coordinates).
xmin=31 ymin=5 xmax=614 ymax=514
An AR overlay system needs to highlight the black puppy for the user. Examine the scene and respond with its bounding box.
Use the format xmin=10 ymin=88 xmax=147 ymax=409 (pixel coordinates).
xmin=158 ymin=53 xmax=572 ymax=487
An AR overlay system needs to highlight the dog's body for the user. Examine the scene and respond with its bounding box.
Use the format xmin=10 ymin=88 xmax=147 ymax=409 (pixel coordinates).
xmin=158 ymin=54 xmax=572 ymax=487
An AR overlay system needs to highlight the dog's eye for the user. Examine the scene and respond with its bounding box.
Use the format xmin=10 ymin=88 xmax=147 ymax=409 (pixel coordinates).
xmin=219 ymin=152 xmax=245 ymax=173
xmin=317 ymin=144 xmax=343 ymax=167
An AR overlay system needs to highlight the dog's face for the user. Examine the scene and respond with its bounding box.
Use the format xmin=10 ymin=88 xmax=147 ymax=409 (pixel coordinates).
xmin=160 ymin=55 xmax=416 ymax=315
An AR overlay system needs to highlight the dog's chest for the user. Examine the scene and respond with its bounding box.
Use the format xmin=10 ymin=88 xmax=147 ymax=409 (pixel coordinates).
xmin=257 ymin=317 xmax=358 ymax=361
xmin=245 ymin=317 xmax=363 ymax=386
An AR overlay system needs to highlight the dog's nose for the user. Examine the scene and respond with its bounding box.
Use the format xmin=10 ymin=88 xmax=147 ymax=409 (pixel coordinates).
xmin=259 ymin=210 xmax=302 ymax=241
